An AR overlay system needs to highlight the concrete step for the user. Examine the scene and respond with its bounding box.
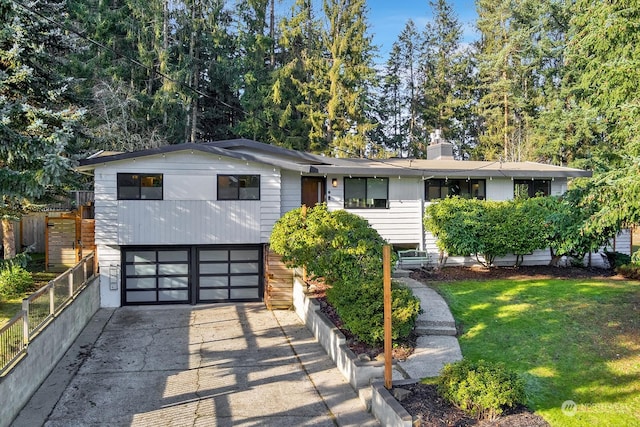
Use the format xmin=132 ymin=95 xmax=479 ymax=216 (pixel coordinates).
xmin=414 ymin=325 xmax=457 ymax=336
xmin=392 ymin=269 xmax=411 ymax=278
xmin=415 ymin=319 xmax=456 ymax=329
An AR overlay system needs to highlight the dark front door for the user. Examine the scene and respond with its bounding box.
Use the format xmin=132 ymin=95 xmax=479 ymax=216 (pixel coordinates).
xmin=301 ymin=177 xmax=326 ymax=208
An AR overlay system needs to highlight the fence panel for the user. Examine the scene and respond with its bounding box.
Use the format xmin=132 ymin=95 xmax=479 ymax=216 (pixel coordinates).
xmin=0 ymin=312 xmax=27 ymax=376
xmin=0 ymin=252 xmax=97 ymax=375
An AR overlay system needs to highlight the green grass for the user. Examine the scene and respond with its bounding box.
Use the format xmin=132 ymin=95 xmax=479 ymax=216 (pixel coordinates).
xmin=432 ymin=277 xmax=640 ymax=426
xmin=0 ymin=254 xmax=58 ymax=325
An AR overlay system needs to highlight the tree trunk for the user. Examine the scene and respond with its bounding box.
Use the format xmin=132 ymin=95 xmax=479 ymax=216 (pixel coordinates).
xmin=1 ymin=218 xmax=16 ymax=259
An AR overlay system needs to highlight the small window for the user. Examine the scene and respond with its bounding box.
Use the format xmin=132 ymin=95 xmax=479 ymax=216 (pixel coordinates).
xmin=344 ymin=177 xmax=389 ymax=209
xmin=117 ymin=173 xmax=163 ymax=200
xmin=217 ymin=175 xmax=260 ymax=200
xmin=514 ymin=179 xmax=550 ymax=198
xmin=425 ymin=179 xmax=486 ymax=201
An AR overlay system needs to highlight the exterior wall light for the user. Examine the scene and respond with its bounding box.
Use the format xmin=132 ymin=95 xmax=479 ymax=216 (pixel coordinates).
xmin=332 ymin=178 xmax=338 ymax=187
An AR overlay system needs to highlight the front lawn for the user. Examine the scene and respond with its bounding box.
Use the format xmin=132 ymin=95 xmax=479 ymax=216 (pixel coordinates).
xmin=432 ymin=277 xmax=640 ymax=426
xmin=0 ymin=254 xmax=58 ymax=325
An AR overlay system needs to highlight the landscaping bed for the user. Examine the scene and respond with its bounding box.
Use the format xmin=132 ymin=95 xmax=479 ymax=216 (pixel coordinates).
xmin=406 ymin=266 xmax=639 ymax=426
xmin=397 ymin=382 xmax=548 ymax=426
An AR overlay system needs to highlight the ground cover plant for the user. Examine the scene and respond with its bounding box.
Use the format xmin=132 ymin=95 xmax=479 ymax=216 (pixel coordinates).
xmin=0 ymin=254 xmax=57 ymax=324
xmin=431 ymin=276 xmax=640 ymax=426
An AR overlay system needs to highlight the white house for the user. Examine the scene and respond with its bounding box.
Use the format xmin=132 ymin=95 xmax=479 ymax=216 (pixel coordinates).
xmin=78 ymin=138 xmax=607 ymax=307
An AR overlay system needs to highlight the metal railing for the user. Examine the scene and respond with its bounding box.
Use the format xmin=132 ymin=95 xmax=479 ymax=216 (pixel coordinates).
xmin=0 ymin=252 xmax=97 ymax=375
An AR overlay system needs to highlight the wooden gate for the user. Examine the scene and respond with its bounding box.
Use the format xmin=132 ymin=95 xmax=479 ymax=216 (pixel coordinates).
xmin=264 ymin=248 xmax=293 ymax=310
xmin=45 ymin=214 xmax=95 ymax=272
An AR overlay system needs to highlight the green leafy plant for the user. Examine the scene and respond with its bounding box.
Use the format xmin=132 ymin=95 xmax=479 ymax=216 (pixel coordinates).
xmin=326 ymin=278 xmax=420 ymax=345
xmin=437 ymin=359 xmax=526 ymax=420
xmin=270 ymin=204 xmax=420 ymax=345
xmin=604 ymin=251 xmax=632 ymax=269
xmin=0 ymin=266 xmax=34 ymax=298
xmin=615 ymin=263 xmax=640 ymax=280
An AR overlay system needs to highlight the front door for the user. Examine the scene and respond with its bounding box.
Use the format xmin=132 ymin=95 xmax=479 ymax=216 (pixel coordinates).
xmin=301 ymin=177 xmax=326 ymax=208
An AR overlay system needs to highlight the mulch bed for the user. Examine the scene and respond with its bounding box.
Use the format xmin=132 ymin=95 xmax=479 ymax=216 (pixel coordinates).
xmin=309 ymin=265 xmax=621 ymax=426
xmin=398 ymin=383 xmax=549 ymax=426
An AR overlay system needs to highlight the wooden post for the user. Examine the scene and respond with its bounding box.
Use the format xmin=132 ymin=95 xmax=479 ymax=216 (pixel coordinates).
xmin=383 ymin=244 xmax=392 ymax=390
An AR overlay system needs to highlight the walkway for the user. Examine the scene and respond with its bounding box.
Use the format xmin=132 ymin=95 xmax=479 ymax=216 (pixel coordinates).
xmin=393 ymin=276 xmax=463 ymax=379
xmin=14 ymin=304 xmax=378 ymax=427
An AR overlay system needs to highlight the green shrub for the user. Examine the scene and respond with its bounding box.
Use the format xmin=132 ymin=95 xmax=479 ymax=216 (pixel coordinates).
xmin=437 ymin=359 xmax=526 ymax=420
xmin=604 ymin=251 xmax=632 ymax=269
xmin=0 ymin=266 xmax=34 ymax=298
xmin=271 ymin=204 xmax=418 ymax=345
xmin=326 ymin=278 xmax=420 ymax=345
xmin=616 ymin=263 xmax=640 ymax=280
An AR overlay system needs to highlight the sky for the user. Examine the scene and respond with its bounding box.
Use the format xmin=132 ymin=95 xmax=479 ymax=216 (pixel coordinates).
xmin=365 ymin=0 xmax=479 ymax=60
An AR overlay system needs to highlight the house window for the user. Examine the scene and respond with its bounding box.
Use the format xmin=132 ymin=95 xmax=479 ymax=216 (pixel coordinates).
xmin=217 ymin=175 xmax=260 ymax=200
xmin=117 ymin=173 xmax=163 ymax=200
xmin=425 ymin=179 xmax=486 ymax=201
xmin=344 ymin=177 xmax=389 ymax=209
xmin=514 ymin=179 xmax=550 ymax=198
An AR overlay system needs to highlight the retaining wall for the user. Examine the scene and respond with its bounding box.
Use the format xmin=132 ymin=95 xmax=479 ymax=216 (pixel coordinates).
xmin=1 ymin=277 xmax=100 ymax=427
xmin=292 ymin=277 xmax=385 ymax=390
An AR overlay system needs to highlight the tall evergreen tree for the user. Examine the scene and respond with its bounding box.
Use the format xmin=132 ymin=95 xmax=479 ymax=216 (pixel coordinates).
xmin=421 ymin=0 xmax=472 ymax=158
xmin=269 ymin=0 xmax=327 ymax=152
xmin=565 ymin=0 xmax=640 ymax=164
xmin=0 ymin=0 xmax=85 ymax=257
xmin=396 ymin=19 xmax=424 ymax=157
xmin=323 ymin=0 xmax=377 ymax=157
xmin=376 ymin=42 xmax=405 ymax=156
xmin=474 ymin=0 xmax=539 ymax=161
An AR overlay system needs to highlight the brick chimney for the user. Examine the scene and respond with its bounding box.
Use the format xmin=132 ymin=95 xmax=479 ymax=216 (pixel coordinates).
xmin=427 ymin=129 xmax=454 ymax=160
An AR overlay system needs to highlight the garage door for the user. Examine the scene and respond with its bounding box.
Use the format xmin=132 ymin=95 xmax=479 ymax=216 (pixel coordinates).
xmin=122 ymin=246 xmax=263 ymax=305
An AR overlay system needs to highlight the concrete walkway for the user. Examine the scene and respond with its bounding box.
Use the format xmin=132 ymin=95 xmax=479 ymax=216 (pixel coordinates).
xmin=393 ymin=276 xmax=463 ymax=379
xmin=14 ymin=303 xmax=378 ymax=427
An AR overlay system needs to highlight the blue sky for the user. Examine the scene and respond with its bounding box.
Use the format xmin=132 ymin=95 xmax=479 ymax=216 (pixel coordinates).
xmin=365 ymin=0 xmax=479 ymax=59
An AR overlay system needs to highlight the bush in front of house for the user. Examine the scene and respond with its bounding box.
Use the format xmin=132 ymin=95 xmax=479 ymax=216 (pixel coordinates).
xmin=0 ymin=265 xmax=34 ymax=298
xmin=270 ymin=204 xmax=420 ymax=346
xmin=437 ymin=359 xmax=526 ymax=420
xmin=326 ymin=277 xmax=420 ymax=345
xmin=604 ymin=251 xmax=632 ymax=269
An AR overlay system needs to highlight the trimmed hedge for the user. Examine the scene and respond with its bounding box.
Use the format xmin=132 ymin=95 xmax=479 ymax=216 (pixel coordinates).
xmin=437 ymin=359 xmax=526 ymax=420
xmin=270 ymin=204 xmax=420 ymax=345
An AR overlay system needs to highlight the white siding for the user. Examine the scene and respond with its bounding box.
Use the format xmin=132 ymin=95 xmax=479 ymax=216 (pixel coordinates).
xmin=97 ymin=244 xmax=121 ymax=307
xmin=486 ymin=178 xmax=513 ymax=201
xmin=92 ymin=152 xmax=281 ymax=249
xmin=117 ymin=200 xmax=262 ymax=244
xmin=551 ymin=178 xmax=567 ymax=196
xmin=281 ymin=170 xmax=301 ymax=215
xmin=328 ymin=177 xmax=423 ymax=246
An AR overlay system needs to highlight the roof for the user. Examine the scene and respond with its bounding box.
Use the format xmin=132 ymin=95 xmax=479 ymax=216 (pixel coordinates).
xmin=77 ymin=139 xmax=592 ymax=179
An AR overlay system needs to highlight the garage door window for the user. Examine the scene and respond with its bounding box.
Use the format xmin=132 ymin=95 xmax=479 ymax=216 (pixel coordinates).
xmin=198 ymin=248 xmax=261 ymax=302
xmin=122 ymin=246 xmax=263 ymax=305
xmin=123 ymin=249 xmax=190 ymax=304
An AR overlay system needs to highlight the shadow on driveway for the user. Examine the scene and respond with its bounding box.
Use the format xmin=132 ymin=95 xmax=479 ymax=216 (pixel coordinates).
xmin=14 ymin=303 xmax=378 ymax=426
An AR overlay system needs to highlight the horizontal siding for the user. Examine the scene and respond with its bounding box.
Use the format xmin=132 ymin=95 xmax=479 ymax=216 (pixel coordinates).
xmin=281 ymin=170 xmax=301 ymax=215
xmin=329 ymin=178 xmax=423 ymax=246
xmin=92 ymin=152 xmax=280 ymax=246
xmin=117 ymin=200 xmax=262 ymax=245
xmin=97 ymin=244 xmax=121 ymax=307
xmin=261 ymin=172 xmax=281 ymax=242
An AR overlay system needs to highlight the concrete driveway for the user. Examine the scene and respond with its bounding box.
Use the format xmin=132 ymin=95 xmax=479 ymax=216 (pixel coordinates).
xmin=14 ymin=304 xmax=378 ymax=427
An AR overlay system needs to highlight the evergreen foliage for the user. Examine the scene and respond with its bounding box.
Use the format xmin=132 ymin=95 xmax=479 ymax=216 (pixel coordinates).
xmin=437 ymin=359 xmax=526 ymax=420
xmin=269 ymin=204 xmax=420 ymax=345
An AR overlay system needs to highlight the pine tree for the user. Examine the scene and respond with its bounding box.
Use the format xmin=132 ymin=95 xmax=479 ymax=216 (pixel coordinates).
xmin=269 ymin=0 xmax=329 ymax=152
xmin=421 ymin=0 xmax=471 ymax=157
xmin=323 ymin=0 xmax=378 ymax=157
xmin=0 ymin=0 xmax=85 ymax=257
xmin=474 ymin=0 xmax=539 ymax=161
